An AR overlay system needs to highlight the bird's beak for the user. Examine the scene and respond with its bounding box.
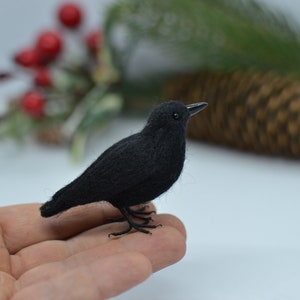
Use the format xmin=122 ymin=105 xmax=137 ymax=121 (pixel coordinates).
xmin=186 ymin=102 xmax=208 ymax=116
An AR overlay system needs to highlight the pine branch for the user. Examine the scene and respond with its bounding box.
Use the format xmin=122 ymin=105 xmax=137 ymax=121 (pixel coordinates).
xmin=104 ymin=0 xmax=300 ymax=77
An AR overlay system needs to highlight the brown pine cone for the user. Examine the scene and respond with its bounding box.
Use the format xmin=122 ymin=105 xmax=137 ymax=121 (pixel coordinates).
xmin=164 ymin=71 xmax=300 ymax=158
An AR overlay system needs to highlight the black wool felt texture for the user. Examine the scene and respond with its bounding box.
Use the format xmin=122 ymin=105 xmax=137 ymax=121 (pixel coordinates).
xmin=40 ymin=100 xmax=207 ymax=236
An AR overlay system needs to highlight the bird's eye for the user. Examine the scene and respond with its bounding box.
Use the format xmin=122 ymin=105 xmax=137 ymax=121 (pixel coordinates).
xmin=172 ymin=112 xmax=180 ymax=120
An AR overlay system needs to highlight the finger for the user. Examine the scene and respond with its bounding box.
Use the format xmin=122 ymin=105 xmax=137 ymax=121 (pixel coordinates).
xmin=0 ymin=272 xmax=15 ymax=299
xmin=1 ymin=202 xmax=156 ymax=254
xmin=69 ymin=215 xmax=187 ymax=272
xmin=13 ymin=214 xmax=186 ymax=280
xmin=13 ymin=252 xmax=152 ymax=300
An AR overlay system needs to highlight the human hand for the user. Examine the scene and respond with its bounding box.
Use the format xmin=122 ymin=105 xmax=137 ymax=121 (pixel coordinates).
xmin=0 ymin=203 xmax=186 ymax=300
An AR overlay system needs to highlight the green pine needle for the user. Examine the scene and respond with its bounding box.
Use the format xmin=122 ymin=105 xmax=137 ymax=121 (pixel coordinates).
xmin=105 ymin=0 xmax=300 ymax=77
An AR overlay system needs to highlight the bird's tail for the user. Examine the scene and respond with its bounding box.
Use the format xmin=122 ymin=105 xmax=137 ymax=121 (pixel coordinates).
xmin=40 ymin=199 xmax=62 ymax=218
xmin=40 ymin=186 xmax=75 ymax=217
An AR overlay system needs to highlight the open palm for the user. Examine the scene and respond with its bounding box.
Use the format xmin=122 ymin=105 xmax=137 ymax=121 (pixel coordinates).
xmin=0 ymin=203 xmax=186 ymax=300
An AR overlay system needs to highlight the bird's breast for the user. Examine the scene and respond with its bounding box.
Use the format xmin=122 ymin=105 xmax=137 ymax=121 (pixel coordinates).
xmin=152 ymin=130 xmax=186 ymax=180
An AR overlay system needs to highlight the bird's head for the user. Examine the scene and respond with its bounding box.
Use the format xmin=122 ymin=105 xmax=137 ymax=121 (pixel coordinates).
xmin=143 ymin=100 xmax=207 ymax=133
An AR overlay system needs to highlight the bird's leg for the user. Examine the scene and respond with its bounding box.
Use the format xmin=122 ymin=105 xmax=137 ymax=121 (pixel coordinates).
xmin=128 ymin=205 xmax=156 ymax=216
xmin=131 ymin=214 xmax=153 ymax=225
xmin=127 ymin=205 xmax=156 ymax=224
xmin=108 ymin=207 xmax=161 ymax=237
xmin=109 ymin=213 xmax=152 ymax=225
xmin=108 ymin=205 xmax=155 ymax=224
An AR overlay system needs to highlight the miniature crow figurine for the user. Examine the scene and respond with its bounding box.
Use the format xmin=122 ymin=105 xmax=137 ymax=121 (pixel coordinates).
xmin=40 ymin=100 xmax=207 ymax=236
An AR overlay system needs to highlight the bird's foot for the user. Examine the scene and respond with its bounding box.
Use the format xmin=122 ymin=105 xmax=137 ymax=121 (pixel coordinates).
xmin=109 ymin=215 xmax=153 ymax=225
xmin=108 ymin=205 xmax=155 ymax=224
xmin=108 ymin=206 xmax=162 ymax=237
xmin=128 ymin=205 xmax=156 ymax=224
xmin=108 ymin=222 xmax=162 ymax=237
xmin=108 ymin=225 xmax=133 ymax=237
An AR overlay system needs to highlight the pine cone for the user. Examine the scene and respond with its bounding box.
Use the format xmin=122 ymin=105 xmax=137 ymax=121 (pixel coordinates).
xmin=164 ymin=71 xmax=300 ymax=158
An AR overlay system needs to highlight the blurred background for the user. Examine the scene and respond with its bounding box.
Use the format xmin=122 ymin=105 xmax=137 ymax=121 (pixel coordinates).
xmin=1 ymin=0 xmax=300 ymax=299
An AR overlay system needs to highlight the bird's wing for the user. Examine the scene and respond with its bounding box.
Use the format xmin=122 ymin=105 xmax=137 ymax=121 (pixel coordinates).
xmin=82 ymin=133 xmax=158 ymax=199
xmin=50 ymin=133 xmax=159 ymax=207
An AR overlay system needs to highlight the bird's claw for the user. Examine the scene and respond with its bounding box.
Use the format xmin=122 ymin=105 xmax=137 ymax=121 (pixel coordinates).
xmin=108 ymin=222 xmax=162 ymax=237
xmin=108 ymin=206 xmax=161 ymax=237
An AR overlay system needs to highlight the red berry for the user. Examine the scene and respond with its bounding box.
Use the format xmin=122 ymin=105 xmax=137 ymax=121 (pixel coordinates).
xmin=14 ymin=48 xmax=38 ymax=67
xmin=58 ymin=2 xmax=83 ymax=29
xmin=20 ymin=90 xmax=45 ymax=117
xmin=34 ymin=68 xmax=52 ymax=87
xmin=86 ymin=30 xmax=102 ymax=55
xmin=36 ymin=31 xmax=63 ymax=61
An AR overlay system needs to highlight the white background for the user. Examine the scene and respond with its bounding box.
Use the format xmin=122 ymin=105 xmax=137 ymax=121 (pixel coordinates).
xmin=1 ymin=1 xmax=300 ymax=299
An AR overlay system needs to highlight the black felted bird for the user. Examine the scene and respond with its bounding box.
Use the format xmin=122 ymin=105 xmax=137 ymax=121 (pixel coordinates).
xmin=40 ymin=100 xmax=207 ymax=236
